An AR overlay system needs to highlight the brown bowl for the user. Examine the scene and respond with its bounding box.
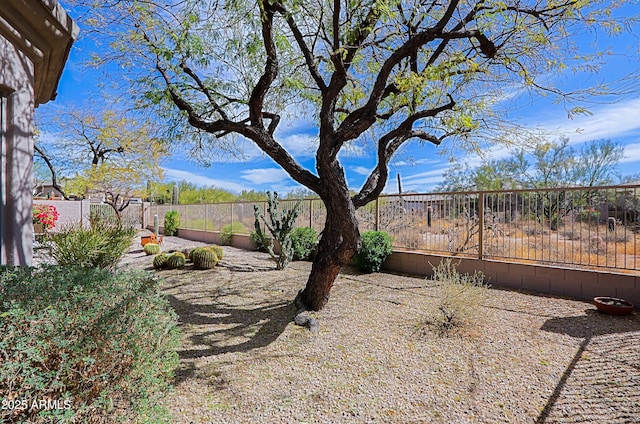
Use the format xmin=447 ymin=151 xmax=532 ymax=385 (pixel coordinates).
xmin=593 ymin=297 xmax=635 ymax=315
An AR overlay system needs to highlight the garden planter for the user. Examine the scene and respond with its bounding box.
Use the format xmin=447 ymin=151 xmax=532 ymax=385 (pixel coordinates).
xmin=593 ymin=297 xmax=635 ymax=315
xmin=141 ymin=234 xmax=163 ymax=246
xmin=33 ymin=223 xmax=45 ymax=234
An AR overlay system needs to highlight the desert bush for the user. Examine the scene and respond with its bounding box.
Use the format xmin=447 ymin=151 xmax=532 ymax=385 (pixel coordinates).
xmin=250 ymin=230 xmax=272 ymax=252
xmin=0 ymin=266 xmax=180 ymax=423
xmin=290 ymin=227 xmax=318 ymax=261
xmin=219 ymin=222 xmax=247 ymax=245
xmin=163 ymin=211 xmax=180 ymax=236
xmin=48 ymin=221 xmax=136 ymax=270
xmin=425 ymin=259 xmax=490 ymax=335
xmin=354 ymin=231 xmax=393 ymax=273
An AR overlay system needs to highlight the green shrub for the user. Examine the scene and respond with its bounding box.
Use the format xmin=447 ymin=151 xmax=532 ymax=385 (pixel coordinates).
xmin=0 ymin=266 xmax=180 ymax=423
xmin=354 ymin=231 xmax=393 ymax=273
xmin=165 ymin=252 xmax=186 ymax=269
xmin=144 ymin=243 xmax=161 ymax=255
xmin=290 ymin=227 xmax=318 ymax=261
xmin=163 ymin=211 xmax=180 ymax=236
xmin=219 ymin=222 xmax=246 ymax=245
xmin=48 ymin=221 xmax=136 ymax=270
xmin=250 ymin=230 xmax=272 ymax=253
xmin=424 ymin=259 xmax=490 ymax=335
xmin=191 ymin=247 xmax=219 ymax=270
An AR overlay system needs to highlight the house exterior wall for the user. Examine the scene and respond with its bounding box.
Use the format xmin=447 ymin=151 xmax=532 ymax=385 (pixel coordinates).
xmin=0 ymin=35 xmax=35 ymax=265
xmin=0 ymin=0 xmax=77 ymax=265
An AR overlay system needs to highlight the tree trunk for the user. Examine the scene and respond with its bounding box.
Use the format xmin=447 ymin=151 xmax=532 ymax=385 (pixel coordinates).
xmin=298 ymin=192 xmax=361 ymax=311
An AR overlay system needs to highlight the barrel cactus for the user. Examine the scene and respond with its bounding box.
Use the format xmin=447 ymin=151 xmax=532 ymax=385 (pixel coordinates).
xmin=144 ymin=243 xmax=161 ymax=255
xmin=165 ymin=252 xmax=186 ymax=269
xmin=209 ymin=245 xmax=224 ymax=261
xmin=152 ymin=253 xmax=169 ymax=269
xmin=191 ymin=247 xmax=219 ymax=270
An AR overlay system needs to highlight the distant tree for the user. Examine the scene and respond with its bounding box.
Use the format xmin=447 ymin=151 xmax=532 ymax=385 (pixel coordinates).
xmin=77 ymin=0 xmax=634 ymax=311
xmin=36 ymin=106 xmax=167 ymax=219
xmin=440 ymin=138 xmax=625 ymax=229
xmin=176 ymin=181 xmax=237 ymax=203
xmin=439 ymin=139 xmax=624 ymax=191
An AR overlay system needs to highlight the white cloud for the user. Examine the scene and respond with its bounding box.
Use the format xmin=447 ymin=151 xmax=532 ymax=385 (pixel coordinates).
xmin=279 ymin=133 xmax=318 ymax=158
xmin=351 ymin=166 xmax=371 ymax=176
xmin=538 ymin=99 xmax=640 ymax=143
xmin=240 ymin=168 xmax=290 ymax=184
xmin=621 ymin=142 xmax=640 ymax=164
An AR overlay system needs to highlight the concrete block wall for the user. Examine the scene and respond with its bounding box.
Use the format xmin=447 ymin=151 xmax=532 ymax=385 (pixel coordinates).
xmin=384 ymin=250 xmax=639 ymax=308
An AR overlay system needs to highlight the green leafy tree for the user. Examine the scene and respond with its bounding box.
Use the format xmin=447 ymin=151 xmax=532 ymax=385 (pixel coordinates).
xmin=76 ymin=0 xmax=634 ymax=310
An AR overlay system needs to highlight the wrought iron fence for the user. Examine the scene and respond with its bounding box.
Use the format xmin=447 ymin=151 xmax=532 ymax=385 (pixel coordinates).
xmin=146 ymin=184 xmax=640 ymax=272
xmin=89 ymin=203 xmax=143 ymax=228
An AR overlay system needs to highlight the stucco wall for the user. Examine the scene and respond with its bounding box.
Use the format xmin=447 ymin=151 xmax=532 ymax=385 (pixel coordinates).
xmin=383 ymin=250 xmax=639 ymax=309
xmin=1 ymin=35 xmax=35 ymax=265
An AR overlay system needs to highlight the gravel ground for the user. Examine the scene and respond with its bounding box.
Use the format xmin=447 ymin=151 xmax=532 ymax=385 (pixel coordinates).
xmin=119 ymin=232 xmax=640 ymax=423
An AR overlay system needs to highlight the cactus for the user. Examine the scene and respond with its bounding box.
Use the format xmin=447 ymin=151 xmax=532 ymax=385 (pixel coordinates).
xmin=253 ymin=191 xmax=301 ymax=270
xmin=209 ymin=245 xmax=224 ymax=260
xmin=153 ymin=253 xmax=169 ymax=269
xmin=144 ymin=243 xmax=161 ymax=255
xmin=191 ymin=247 xmax=219 ymax=270
xmin=165 ymin=252 xmax=186 ymax=269
xmin=182 ymin=248 xmax=193 ymax=261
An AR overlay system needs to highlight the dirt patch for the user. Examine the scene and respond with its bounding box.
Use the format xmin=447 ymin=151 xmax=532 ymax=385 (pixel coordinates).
xmin=120 ymin=233 xmax=640 ymax=423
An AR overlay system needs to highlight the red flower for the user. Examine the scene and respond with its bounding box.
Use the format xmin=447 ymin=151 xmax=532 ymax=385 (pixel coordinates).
xmin=33 ymin=204 xmax=60 ymax=230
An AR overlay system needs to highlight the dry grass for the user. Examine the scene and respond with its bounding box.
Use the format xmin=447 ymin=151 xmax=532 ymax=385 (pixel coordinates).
xmin=118 ymin=237 xmax=640 ymax=423
xmin=390 ymin=219 xmax=640 ymax=272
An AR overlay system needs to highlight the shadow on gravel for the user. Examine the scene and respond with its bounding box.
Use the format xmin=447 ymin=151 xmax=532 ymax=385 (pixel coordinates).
xmin=168 ymin=294 xmax=295 ymax=384
xmin=537 ymin=310 xmax=640 ymax=423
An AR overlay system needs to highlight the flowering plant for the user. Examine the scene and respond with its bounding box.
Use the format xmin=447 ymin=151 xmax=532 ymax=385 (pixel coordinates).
xmin=33 ymin=204 xmax=60 ymax=230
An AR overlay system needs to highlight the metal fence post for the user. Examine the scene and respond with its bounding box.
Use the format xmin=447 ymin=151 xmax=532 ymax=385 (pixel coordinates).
xmin=375 ymin=197 xmax=380 ymax=231
xmin=478 ymin=191 xmax=484 ymax=260
xmin=309 ymin=199 xmax=313 ymax=228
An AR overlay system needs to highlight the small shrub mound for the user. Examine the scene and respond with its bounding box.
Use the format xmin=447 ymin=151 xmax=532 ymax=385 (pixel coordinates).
xmin=290 ymin=227 xmax=317 ymax=261
xmin=163 ymin=211 xmax=180 ymax=236
xmin=144 ymin=243 xmax=161 ymax=255
xmin=48 ymin=221 xmax=136 ymax=270
xmin=219 ymin=222 xmax=246 ymax=246
xmin=354 ymin=231 xmax=393 ymax=273
xmin=0 ymin=266 xmax=180 ymax=423
xmin=250 ymin=230 xmax=272 ymax=253
xmin=424 ymin=259 xmax=490 ymax=335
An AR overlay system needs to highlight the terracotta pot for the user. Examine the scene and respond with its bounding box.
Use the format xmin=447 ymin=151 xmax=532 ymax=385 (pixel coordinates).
xmin=141 ymin=235 xmax=156 ymax=246
xmin=33 ymin=223 xmax=45 ymax=234
xmin=593 ymin=297 xmax=635 ymax=315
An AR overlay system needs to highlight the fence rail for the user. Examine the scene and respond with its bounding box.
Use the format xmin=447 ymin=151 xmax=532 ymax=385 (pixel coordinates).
xmin=146 ymin=184 xmax=640 ymax=273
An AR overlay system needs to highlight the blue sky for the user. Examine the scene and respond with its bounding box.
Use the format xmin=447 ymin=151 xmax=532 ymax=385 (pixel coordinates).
xmin=46 ymin=4 xmax=640 ymax=195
